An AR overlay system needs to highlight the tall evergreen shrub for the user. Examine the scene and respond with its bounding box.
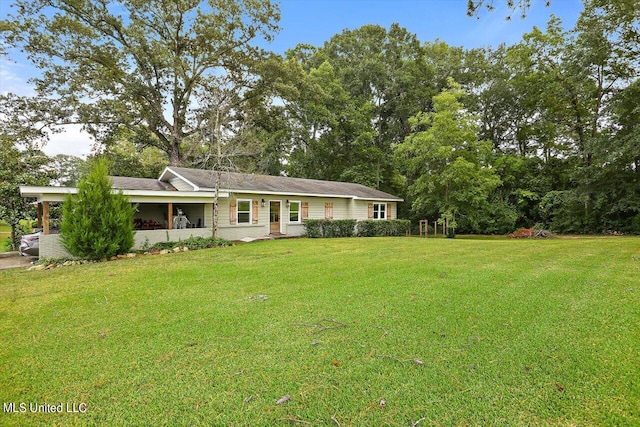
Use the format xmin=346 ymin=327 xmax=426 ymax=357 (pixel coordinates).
xmin=61 ymin=160 xmax=135 ymax=259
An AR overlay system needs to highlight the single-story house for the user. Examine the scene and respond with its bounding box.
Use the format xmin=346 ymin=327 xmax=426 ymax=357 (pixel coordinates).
xmin=20 ymin=166 xmax=403 ymax=258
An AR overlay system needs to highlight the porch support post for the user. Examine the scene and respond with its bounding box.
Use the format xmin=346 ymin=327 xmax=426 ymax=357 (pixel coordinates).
xmin=43 ymin=201 xmax=50 ymax=235
xmin=168 ymin=202 xmax=173 ymax=230
xmin=37 ymin=203 xmax=43 ymax=228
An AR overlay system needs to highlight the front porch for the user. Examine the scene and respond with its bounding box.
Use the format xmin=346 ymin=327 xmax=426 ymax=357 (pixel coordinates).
xmin=34 ymin=201 xmax=209 ymax=235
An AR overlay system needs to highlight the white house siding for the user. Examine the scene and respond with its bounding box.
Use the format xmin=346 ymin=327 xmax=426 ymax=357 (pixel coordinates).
xmin=168 ymin=177 xmax=193 ymax=191
xmin=204 ymin=203 xmax=213 ymax=228
xmin=40 ymin=233 xmax=69 ymax=259
xmin=352 ymin=200 xmax=397 ymax=220
xmin=286 ymin=224 xmax=305 ymax=236
xmin=216 ymin=194 xmax=271 ymax=239
xmin=211 ymin=194 xmax=398 ymax=240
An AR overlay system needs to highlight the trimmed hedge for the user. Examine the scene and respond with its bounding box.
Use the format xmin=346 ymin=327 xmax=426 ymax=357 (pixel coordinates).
xmin=303 ymin=219 xmax=357 ymax=238
xmin=356 ymin=219 xmax=411 ymax=237
xmin=303 ymin=219 xmax=410 ymax=238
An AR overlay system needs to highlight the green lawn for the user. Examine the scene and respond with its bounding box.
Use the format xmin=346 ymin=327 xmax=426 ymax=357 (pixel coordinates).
xmin=1 ymin=237 xmax=639 ymax=426
xmin=0 ymin=221 xmax=11 ymax=252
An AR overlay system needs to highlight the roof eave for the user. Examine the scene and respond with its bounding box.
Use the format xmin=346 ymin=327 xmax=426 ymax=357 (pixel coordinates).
xmin=159 ymin=167 xmax=200 ymax=191
xmin=352 ymin=196 xmax=404 ymax=202
xmin=200 ymin=187 xmax=402 ymax=201
xmin=19 ymin=186 xmax=229 ymax=201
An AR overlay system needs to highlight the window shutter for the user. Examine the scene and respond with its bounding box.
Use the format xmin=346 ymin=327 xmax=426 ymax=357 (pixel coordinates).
xmin=368 ymin=203 xmax=374 ymax=219
xmin=325 ymin=202 xmax=333 ymax=219
xmin=301 ymin=202 xmax=309 ymax=219
xmin=229 ymin=200 xmax=237 ymax=225
xmin=252 ymin=200 xmax=259 ymax=224
xmin=387 ymin=203 xmax=391 ymax=219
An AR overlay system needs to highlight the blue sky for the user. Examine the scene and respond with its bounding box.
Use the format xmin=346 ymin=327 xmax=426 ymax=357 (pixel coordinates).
xmin=0 ymin=0 xmax=584 ymax=157
xmin=271 ymin=0 xmax=583 ymax=53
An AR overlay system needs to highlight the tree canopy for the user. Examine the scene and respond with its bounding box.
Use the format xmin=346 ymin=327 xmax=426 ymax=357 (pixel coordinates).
xmin=1 ymin=0 xmax=639 ymax=235
xmin=2 ymin=0 xmax=280 ymax=165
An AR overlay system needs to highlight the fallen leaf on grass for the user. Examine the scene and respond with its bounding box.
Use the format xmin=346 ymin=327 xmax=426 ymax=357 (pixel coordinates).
xmin=412 ymin=358 xmax=424 ymax=365
xmin=555 ymin=382 xmax=565 ymax=392
xmin=331 ymin=413 xmax=341 ymax=426
xmin=276 ymin=395 xmax=290 ymax=405
xmin=332 ymin=360 xmax=339 ymax=366
xmin=524 ymin=366 xmax=531 ymax=371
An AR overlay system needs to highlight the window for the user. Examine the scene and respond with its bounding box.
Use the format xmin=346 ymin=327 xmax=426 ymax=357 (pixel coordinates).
xmin=237 ymin=199 xmax=251 ymax=224
xmin=373 ymin=203 xmax=386 ymax=220
xmin=289 ymin=201 xmax=301 ymax=223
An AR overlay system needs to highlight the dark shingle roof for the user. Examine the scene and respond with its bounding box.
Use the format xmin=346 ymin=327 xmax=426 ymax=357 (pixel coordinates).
xmin=167 ymin=167 xmax=402 ymax=201
xmin=110 ymin=176 xmax=176 ymax=191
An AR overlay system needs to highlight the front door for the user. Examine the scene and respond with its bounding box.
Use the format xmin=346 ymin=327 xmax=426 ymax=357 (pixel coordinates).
xmin=269 ymin=201 xmax=281 ymax=234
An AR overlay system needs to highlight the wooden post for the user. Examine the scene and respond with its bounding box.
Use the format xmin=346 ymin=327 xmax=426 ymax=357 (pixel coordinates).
xmin=167 ymin=202 xmax=173 ymax=230
xmin=434 ymin=221 xmax=437 ymax=237
xmin=37 ymin=203 xmax=43 ymax=228
xmin=43 ymin=201 xmax=50 ymax=235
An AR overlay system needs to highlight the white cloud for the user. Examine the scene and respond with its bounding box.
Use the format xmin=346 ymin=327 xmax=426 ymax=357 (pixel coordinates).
xmin=0 ymin=57 xmax=36 ymax=96
xmin=44 ymin=125 xmax=95 ymax=158
xmin=1 ymin=57 xmax=93 ymax=157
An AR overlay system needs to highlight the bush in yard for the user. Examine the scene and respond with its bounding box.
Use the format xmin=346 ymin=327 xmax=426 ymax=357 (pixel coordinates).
xmin=61 ymin=160 xmax=135 ymax=260
xmin=148 ymin=236 xmax=232 ymax=252
xmin=323 ymin=219 xmax=357 ymax=238
xmin=355 ymin=220 xmax=377 ymax=237
xmin=304 ymin=219 xmax=409 ymax=238
xmin=356 ymin=219 xmax=411 ymax=237
xmin=302 ymin=219 xmax=323 ymax=238
xmin=303 ymin=219 xmax=357 ymax=238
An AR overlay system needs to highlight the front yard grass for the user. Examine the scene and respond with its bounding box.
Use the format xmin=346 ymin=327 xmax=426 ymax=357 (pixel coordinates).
xmin=1 ymin=237 xmax=639 ymax=425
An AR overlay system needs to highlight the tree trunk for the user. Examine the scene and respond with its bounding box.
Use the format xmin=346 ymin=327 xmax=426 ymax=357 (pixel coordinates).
xmin=169 ymin=138 xmax=183 ymax=166
xmin=213 ymin=169 xmax=221 ymax=239
xmin=10 ymin=223 xmax=17 ymax=252
xmin=212 ymin=109 xmax=222 ymax=239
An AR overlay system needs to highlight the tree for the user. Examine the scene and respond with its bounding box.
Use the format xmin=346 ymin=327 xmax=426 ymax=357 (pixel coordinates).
xmin=503 ymin=12 xmax=638 ymax=232
xmin=283 ymin=61 xmax=380 ymax=186
xmin=88 ymin=139 xmax=168 ymax=179
xmin=394 ymin=81 xmax=501 ymax=232
xmin=467 ymin=0 xmax=551 ymax=20
xmin=281 ymin=24 xmax=434 ymax=195
xmin=61 ymin=159 xmax=135 ymax=259
xmin=0 ymin=93 xmax=57 ymax=249
xmin=2 ymin=0 xmax=280 ymax=165
xmin=50 ymin=154 xmax=87 ymax=186
xmin=0 ymin=138 xmax=52 ymax=250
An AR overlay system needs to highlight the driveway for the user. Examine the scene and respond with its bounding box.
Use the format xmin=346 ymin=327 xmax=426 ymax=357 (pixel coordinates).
xmin=0 ymin=252 xmax=37 ymax=270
